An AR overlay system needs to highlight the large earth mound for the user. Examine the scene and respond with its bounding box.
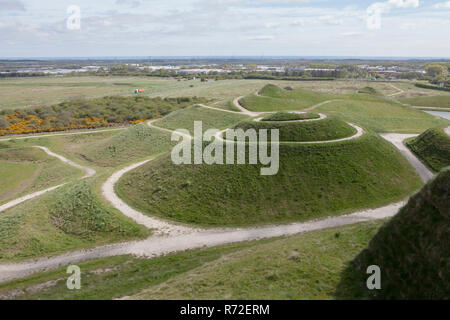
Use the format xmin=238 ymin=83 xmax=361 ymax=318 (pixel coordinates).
xmin=338 ymin=169 xmax=449 ymax=299
xmin=406 ymin=126 xmax=450 ymax=172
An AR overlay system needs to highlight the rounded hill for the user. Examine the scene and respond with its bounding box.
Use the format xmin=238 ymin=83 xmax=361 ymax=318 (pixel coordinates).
xmin=339 ymin=169 xmax=449 ymax=299
xmin=116 ymin=132 xmax=422 ymax=227
xmin=406 ymin=126 xmax=450 ymax=172
xmin=231 ymin=117 xmax=357 ymax=142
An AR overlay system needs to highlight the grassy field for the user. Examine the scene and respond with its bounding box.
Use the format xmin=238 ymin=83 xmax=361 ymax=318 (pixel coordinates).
xmin=233 ymin=117 xmax=356 ymax=142
xmin=116 ymin=132 xmax=422 ymax=227
xmin=0 ymin=179 xmax=149 ymax=263
xmin=339 ymin=169 xmax=449 ymax=299
xmin=316 ymin=96 xmax=450 ymax=133
xmin=399 ymin=95 xmax=450 ymax=109
xmin=154 ymin=105 xmax=249 ymax=133
xmin=0 ymin=146 xmax=82 ymax=204
xmin=406 ymin=126 xmax=450 ymax=172
xmin=261 ymin=112 xmax=320 ymax=121
xmin=0 ymin=219 xmax=385 ymax=300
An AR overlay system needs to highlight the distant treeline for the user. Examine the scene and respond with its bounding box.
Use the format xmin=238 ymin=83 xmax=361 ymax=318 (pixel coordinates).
xmin=0 ymin=95 xmax=207 ymax=136
xmin=244 ymin=74 xmax=335 ymax=81
xmin=415 ymin=83 xmax=450 ymax=92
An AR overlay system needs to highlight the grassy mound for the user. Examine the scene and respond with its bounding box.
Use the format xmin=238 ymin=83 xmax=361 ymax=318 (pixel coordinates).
xmin=261 ymin=112 xmax=320 ymax=121
xmin=0 ymin=180 xmax=149 ymax=262
xmin=117 ymin=132 xmax=422 ymax=227
xmin=315 ymin=96 xmax=449 ymax=133
xmin=358 ymin=87 xmax=380 ymax=95
xmin=240 ymin=84 xmax=335 ymax=112
xmin=0 ymin=147 xmax=81 ymax=204
xmin=232 ymin=117 xmax=356 ymax=142
xmin=406 ymin=126 xmax=450 ymax=172
xmin=154 ymin=105 xmax=249 ymax=133
xmin=0 ymin=220 xmax=385 ymax=300
xmin=76 ymin=124 xmax=176 ymax=167
xmin=338 ymin=169 xmax=450 ymax=299
xmin=400 ymin=95 xmax=450 ymax=109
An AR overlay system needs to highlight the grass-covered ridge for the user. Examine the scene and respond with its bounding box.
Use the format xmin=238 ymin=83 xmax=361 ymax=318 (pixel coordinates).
xmin=399 ymin=95 xmax=450 ymax=110
xmin=154 ymin=105 xmax=249 ymax=133
xmin=261 ymin=112 xmax=320 ymax=121
xmin=240 ymin=84 xmax=335 ymax=112
xmin=0 ymin=180 xmax=149 ymax=262
xmin=233 ymin=117 xmax=356 ymax=142
xmin=337 ymin=169 xmax=450 ymax=300
xmin=315 ymin=97 xmax=449 ymax=133
xmin=117 ymin=132 xmax=422 ymax=227
xmin=406 ymin=126 xmax=450 ymax=172
xmin=75 ymin=124 xmax=176 ymax=167
xmin=0 ymin=146 xmax=82 ymax=204
xmin=358 ymin=87 xmax=380 ymax=95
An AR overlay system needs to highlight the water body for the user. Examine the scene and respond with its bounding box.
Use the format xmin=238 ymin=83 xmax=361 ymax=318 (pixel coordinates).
xmin=423 ymin=110 xmax=450 ymax=120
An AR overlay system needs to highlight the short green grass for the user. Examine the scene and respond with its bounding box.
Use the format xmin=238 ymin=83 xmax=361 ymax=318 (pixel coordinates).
xmin=116 ymin=132 xmax=422 ymax=227
xmin=240 ymin=86 xmax=335 ymax=112
xmin=0 ymin=179 xmax=149 ymax=262
xmin=212 ymin=100 xmax=241 ymax=112
xmin=399 ymin=95 xmax=450 ymax=110
xmin=76 ymin=124 xmax=176 ymax=167
xmin=358 ymin=87 xmax=380 ymax=95
xmin=316 ymin=97 xmax=450 ymax=133
xmin=0 ymin=147 xmax=82 ymax=204
xmin=261 ymin=112 xmax=320 ymax=121
xmin=154 ymin=105 xmax=249 ymax=133
xmin=0 ymin=219 xmax=385 ymax=300
xmin=406 ymin=126 xmax=450 ymax=172
xmin=233 ymin=117 xmax=356 ymax=142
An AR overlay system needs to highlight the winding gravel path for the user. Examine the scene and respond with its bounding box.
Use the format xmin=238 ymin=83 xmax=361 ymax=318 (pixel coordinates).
xmin=101 ymin=158 xmax=197 ymax=236
xmin=388 ymin=84 xmax=404 ymax=97
xmin=0 ymin=128 xmax=126 ymax=142
xmin=0 ymin=146 xmax=95 ymax=213
xmin=379 ymin=133 xmax=433 ymax=183
xmin=0 ymin=100 xmax=433 ymax=284
xmin=215 ymin=123 xmax=364 ymax=145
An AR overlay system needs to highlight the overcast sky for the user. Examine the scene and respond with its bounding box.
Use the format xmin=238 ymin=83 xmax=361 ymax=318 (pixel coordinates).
xmin=0 ymin=0 xmax=449 ymax=58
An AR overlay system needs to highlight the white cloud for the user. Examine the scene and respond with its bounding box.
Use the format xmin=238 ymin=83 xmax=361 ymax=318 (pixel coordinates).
xmin=291 ymin=18 xmax=305 ymax=26
xmin=433 ymin=1 xmax=450 ymax=9
xmin=319 ymin=15 xmax=343 ymax=25
xmin=366 ymin=0 xmax=420 ymax=30
xmin=340 ymin=32 xmax=363 ymax=37
xmin=245 ymin=35 xmax=275 ymax=41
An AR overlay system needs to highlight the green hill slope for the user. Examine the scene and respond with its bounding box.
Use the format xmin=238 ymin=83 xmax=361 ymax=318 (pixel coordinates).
xmin=261 ymin=112 xmax=320 ymax=121
xmin=76 ymin=124 xmax=176 ymax=167
xmin=0 ymin=146 xmax=82 ymax=204
xmin=0 ymin=180 xmax=149 ymax=262
xmin=337 ymin=169 xmax=449 ymax=299
xmin=406 ymin=126 xmax=450 ymax=172
xmin=239 ymin=84 xmax=335 ymax=112
xmin=116 ymin=132 xmax=422 ymax=227
xmin=400 ymin=95 xmax=450 ymax=109
xmin=232 ymin=117 xmax=356 ymax=142
xmin=154 ymin=105 xmax=249 ymax=133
